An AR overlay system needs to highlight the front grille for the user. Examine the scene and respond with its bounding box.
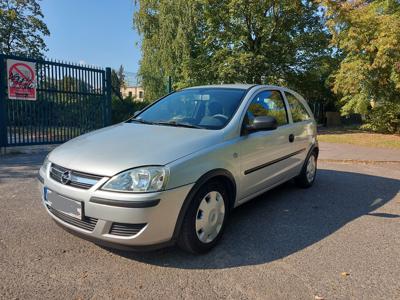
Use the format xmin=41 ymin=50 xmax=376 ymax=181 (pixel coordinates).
xmin=109 ymin=222 xmax=147 ymax=237
xmin=49 ymin=163 xmax=103 ymax=190
xmin=48 ymin=206 xmax=98 ymax=232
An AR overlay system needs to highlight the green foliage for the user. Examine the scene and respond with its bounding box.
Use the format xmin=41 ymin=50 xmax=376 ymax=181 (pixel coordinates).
xmin=134 ymin=0 xmax=334 ymax=102
xmin=361 ymin=101 xmax=400 ymax=134
xmin=0 ymin=0 xmax=50 ymax=57
xmin=110 ymin=65 xmax=149 ymax=123
xmin=111 ymin=66 xmax=126 ymax=99
xmin=320 ymin=0 xmax=400 ymax=115
xmin=58 ymin=76 xmax=91 ymax=93
xmin=117 ymin=65 xmax=126 ymax=89
xmin=111 ymin=96 xmax=149 ymax=124
xmin=286 ymin=54 xmax=341 ymax=113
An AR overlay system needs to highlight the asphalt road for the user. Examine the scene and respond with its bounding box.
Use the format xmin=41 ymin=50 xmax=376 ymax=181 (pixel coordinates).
xmin=0 ymin=152 xmax=399 ymax=299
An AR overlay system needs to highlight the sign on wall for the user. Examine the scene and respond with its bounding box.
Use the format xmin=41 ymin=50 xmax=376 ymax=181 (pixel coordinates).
xmin=7 ymin=59 xmax=37 ymax=101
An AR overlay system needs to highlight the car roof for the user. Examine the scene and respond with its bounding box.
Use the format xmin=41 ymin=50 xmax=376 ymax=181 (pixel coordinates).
xmin=183 ymin=84 xmax=284 ymax=91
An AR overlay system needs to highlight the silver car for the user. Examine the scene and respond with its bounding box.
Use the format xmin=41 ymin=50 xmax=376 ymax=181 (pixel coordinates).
xmin=38 ymin=84 xmax=318 ymax=254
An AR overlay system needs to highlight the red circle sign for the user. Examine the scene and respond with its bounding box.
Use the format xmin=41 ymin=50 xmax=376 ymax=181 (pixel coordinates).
xmin=9 ymin=63 xmax=35 ymax=88
xmin=7 ymin=60 xmax=37 ymax=100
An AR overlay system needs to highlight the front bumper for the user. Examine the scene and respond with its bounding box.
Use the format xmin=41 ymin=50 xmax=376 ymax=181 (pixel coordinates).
xmin=38 ymin=169 xmax=193 ymax=249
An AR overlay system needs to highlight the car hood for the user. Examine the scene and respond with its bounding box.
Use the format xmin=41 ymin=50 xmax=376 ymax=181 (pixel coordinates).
xmin=48 ymin=123 xmax=221 ymax=176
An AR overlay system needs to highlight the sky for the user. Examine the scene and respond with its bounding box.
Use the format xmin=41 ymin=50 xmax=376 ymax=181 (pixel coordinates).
xmin=41 ymin=0 xmax=141 ymax=74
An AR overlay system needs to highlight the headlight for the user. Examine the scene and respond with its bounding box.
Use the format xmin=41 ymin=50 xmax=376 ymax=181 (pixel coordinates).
xmin=101 ymin=166 xmax=169 ymax=193
xmin=40 ymin=155 xmax=51 ymax=174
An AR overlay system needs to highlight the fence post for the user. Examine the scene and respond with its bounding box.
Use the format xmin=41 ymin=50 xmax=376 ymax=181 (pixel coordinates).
xmin=105 ymin=67 xmax=112 ymax=126
xmin=0 ymin=55 xmax=7 ymax=150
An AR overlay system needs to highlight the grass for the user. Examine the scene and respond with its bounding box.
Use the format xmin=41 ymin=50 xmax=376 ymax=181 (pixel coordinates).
xmin=318 ymin=126 xmax=400 ymax=149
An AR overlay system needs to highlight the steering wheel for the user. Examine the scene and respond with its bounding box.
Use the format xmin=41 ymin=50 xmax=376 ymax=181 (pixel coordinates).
xmin=212 ymin=114 xmax=229 ymax=123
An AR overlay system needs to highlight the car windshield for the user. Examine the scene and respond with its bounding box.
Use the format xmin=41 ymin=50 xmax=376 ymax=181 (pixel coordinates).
xmin=132 ymin=88 xmax=247 ymax=130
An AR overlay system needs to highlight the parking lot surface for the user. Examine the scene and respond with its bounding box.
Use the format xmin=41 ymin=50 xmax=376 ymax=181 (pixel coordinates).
xmin=0 ymin=152 xmax=399 ymax=299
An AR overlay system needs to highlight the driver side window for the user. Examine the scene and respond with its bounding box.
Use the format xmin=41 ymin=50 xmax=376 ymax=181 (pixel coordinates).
xmin=246 ymin=90 xmax=288 ymax=126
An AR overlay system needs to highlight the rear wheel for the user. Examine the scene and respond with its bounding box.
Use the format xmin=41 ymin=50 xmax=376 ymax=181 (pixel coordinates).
xmin=177 ymin=182 xmax=229 ymax=254
xmin=295 ymin=151 xmax=317 ymax=188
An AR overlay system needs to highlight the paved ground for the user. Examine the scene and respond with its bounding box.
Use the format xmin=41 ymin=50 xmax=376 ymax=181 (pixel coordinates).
xmin=0 ymin=147 xmax=399 ymax=299
xmin=319 ymin=142 xmax=400 ymax=162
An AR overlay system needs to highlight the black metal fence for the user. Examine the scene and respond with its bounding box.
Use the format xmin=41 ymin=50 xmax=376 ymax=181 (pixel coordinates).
xmin=0 ymin=54 xmax=112 ymax=148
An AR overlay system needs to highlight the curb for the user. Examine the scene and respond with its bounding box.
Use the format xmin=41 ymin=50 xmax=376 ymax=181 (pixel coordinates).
xmin=319 ymin=159 xmax=400 ymax=164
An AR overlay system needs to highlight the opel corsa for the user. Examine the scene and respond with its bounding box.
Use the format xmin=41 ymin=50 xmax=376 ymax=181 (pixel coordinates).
xmin=38 ymin=84 xmax=318 ymax=254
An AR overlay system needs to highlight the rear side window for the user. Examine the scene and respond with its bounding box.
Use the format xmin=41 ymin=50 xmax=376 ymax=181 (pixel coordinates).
xmin=285 ymin=92 xmax=311 ymax=122
xmin=246 ymin=90 xmax=288 ymax=126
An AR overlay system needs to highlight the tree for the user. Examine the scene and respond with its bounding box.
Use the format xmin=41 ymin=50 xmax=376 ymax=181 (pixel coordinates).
xmin=110 ymin=65 xmax=148 ymax=123
xmin=320 ymin=0 xmax=400 ymax=115
xmin=59 ymin=76 xmax=91 ymax=93
xmin=117 ymin=65 xmax=126 ymax=89
xmin=134 ymin=0 xmax=206 ymax=101
xmin=0 ymin=0 xmax=50 ymax=57
xmin=287 ymin=53 xmax=341 ymax=120
xmin=111 ymin=65 xmax=126 ymax=99
xmin=134 ymin=0 xmax=333 ymax=102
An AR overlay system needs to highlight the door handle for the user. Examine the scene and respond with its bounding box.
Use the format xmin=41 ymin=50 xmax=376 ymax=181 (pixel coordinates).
xmin=289 ymin=134 xmax=295 ymax=143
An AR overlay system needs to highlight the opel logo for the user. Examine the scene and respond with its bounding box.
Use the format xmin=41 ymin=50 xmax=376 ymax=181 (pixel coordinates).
xmin=60 ymin=171 xmax=72 ymax=185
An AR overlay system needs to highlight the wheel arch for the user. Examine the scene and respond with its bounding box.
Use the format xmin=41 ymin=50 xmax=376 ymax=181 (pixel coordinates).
xmin=312 ymin=144 xmax=319 ymax=158
xmin=172 ymin=168 xmax=237 ymax=241
xmin=300 ymin=144 xmax=319 ymax=172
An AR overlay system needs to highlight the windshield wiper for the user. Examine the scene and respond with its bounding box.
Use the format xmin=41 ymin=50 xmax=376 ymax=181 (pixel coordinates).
xmin=128 ymin=118 xmax=156 ymax=125
xmin=154 ymin=121 xmax=203 ymax=129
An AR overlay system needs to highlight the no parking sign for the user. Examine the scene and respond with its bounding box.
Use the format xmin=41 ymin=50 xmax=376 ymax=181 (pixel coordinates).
xmin=7 ymin=59 xmax=37 ymax=101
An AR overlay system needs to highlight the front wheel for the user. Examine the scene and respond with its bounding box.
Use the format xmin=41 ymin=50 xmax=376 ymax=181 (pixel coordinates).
xmin=295 ymin=151 xmax=317 ymax=188
xmin=177 ymin=182 xmax=229 ymax=254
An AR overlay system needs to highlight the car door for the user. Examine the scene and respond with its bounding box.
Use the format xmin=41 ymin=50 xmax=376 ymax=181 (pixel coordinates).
xmin=237 ymin=89 xmax=295 ymax=202
xmin=283 ymin=91 xmax=315 ymax=173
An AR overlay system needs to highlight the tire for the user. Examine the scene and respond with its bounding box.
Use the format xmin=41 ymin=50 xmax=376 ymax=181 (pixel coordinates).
xmin=295 ymin=151 xmax=317 ymax=188
xmin=177 ymin=181 xmax=229 ymax=254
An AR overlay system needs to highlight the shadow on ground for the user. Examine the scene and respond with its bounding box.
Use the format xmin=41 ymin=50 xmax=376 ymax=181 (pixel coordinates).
xmin=0 ymin=151 xmax=47 ymax=167
xmin=111 ymin=169 xmax=400 ymax=269
xmin=0 ymin=152 xmax=46 ymax=181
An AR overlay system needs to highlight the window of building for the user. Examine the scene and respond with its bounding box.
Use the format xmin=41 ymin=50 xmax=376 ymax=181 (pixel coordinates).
xmin=139 ymin=91 xmax=144 ymax=99
xmin=128 ymin=91 xmax=133 ymax=98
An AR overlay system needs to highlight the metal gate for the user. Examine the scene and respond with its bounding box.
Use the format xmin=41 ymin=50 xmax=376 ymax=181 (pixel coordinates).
xmin=0 ymin=54 xmax=112 ymax=148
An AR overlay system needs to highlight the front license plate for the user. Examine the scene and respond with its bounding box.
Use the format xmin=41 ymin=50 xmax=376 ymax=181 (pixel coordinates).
xmin=44 ymin=188 xmax=82 ymax=219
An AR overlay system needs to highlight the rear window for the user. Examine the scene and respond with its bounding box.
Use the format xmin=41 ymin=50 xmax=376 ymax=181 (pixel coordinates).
xmin=285 ymin=92 xmax=311 ymax=122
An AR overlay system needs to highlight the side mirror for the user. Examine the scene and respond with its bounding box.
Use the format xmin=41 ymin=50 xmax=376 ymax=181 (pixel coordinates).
xmin=133 ymin=110 xmax=141 ymax=117
xmin=246 ymin=116 xmax=277 ymax=133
